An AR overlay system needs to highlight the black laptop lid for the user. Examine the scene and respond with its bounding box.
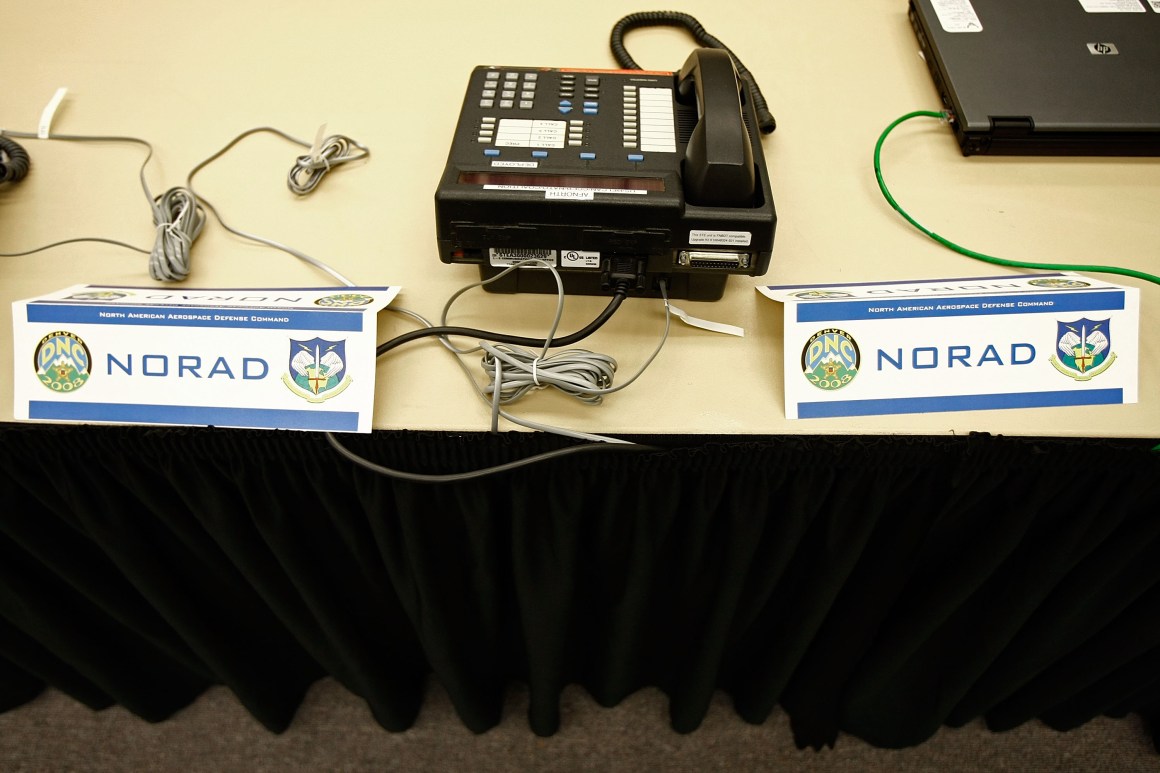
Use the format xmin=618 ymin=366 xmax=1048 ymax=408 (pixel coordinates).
xmin=909 ymin=0 xmax=1160 ymax=154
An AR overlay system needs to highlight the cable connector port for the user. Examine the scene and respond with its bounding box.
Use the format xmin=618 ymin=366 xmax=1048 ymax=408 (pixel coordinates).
xmin=677 ymin=250 xmax=750 ymax=270
xmin=600 ymin=257 xmax=646 ymax=292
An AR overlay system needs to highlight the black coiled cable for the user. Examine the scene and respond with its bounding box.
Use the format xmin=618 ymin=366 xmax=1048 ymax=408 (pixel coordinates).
xmin=0 ymin=135 xmax=31 ymax=184
xmin=610 ymin=11 xmax=776 ymax=134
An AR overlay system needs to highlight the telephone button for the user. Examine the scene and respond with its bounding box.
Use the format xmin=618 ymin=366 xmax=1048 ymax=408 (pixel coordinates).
xmin=628 ymin=154 xmax=644 ymax=162
xmin=479 ymin=99 xmax=495 ymax=109
xmin=532 ymin=150 xmax=548 ymax=158
xmin=558 ymin=106 xmax=573 ymax=115
xmin=500 ymin=100 xmax=514 ymax=109
xmin=484 ymin=149 xmax=501 ymax=157
xmin=579 ymin=152 xmax=596 ymax=160
xmin=583 ymin=107 xmax=598 ymax=115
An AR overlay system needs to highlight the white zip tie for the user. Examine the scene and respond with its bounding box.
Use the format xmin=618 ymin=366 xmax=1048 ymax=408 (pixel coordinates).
xmin=38 ymin=88 xmax=69 ymax=139
xmin=667 ymin=300 xmax=745 ymax=337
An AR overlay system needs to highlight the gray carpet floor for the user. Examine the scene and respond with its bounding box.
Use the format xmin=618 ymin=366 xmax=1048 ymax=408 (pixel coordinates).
xmin=0 ymin=678 xmax=1156 ymax=772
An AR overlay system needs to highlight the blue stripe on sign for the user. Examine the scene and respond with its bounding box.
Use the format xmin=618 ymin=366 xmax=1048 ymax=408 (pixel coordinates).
xmin=798 ymin=389 xmax=1124 ymax=419
xmin=73 ymin=285 xmax=397 ymax=292
xmin=28 ymin=401 xmax=359 ymax=431
xmin=26 ymin=304 xmax=363 ymax=331
xmin=796 ymin=291 xmax=1124 ymax=323
xmin=764 ymin=274 xmax=1063 ymax=291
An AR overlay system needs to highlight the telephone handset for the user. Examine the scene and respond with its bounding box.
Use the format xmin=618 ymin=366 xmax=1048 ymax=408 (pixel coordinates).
xmin=677 ymin=49 xmax=756 ymax=208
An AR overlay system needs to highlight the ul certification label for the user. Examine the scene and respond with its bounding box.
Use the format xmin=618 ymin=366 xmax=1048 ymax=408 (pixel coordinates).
xmin=560 ymin=250 xmax=601 ymax=269
xmin=931 ymin=0 xmax=983 ymax=32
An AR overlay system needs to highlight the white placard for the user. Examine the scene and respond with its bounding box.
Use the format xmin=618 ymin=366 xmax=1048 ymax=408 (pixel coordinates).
xmin=759 ymin=274 xmax=1139 ymax=419
xmin=13 ymin=284 xmax=399 ymax=433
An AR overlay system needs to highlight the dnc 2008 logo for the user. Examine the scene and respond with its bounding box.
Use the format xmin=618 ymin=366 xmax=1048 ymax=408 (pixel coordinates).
xmin=34 ymin=331 xmax=91 ymax=393
xmin=802 ymin=328 xmax=860 ymax=390
xmin=314 ymin=293 xmax=374 ymax=308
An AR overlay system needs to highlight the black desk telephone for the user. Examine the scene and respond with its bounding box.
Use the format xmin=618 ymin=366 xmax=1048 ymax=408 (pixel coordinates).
xmin=434 ymin=48 xmax=776 ymax=301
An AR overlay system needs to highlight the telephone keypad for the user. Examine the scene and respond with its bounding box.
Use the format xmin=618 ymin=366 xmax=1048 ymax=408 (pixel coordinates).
xmin=480 ymin=69 xmax=542 ymax=113
xmin=464 ymin=66 xmax=678 ymax=164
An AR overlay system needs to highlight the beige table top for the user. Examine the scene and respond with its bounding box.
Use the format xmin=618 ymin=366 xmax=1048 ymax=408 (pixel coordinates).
xmin=3 ymin=1 xmax=1158 ymax=438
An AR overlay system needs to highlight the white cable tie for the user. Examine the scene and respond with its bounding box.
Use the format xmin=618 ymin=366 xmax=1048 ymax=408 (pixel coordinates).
xmin=307 ymin=122 xmax=328 ymax=165
xmin=531 ymin=357 xmax=542 ymax=386
xmin=38 ymin=87 xmax=69 ymax=139
xmin=668 ymin=302 xmax=745 ymax=337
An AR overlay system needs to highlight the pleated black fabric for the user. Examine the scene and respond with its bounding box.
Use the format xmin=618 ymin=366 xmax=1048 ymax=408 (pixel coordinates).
xmin=0 ymin=424 xmax=1157 ymax=753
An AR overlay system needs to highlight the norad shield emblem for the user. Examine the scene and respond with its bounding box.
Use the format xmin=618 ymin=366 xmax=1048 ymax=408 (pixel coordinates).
xmin=281 ymin=338 xmax=353 ymax=402
xmin=1049 ymin=318 xmax=1116 ymax=381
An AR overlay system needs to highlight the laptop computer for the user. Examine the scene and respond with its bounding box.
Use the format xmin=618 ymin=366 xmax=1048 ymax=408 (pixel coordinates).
xmin=908 ymin=0 xmax=1160 ymax=155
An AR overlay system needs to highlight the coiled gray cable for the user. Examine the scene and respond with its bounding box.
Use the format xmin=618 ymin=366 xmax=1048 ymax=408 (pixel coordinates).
xmin=186 ymin=126 xmax=369 ymax=285
xmin=287 ymin=133 xmax=368 ymax=195
xmin=0 ymin=130 xmax=204 ymax=279
xmin=480 ymin=344 xmax=618 ymax=406
xmin=149 ymin=186 xmax=205 ymax=281
xmin=0 ymin=125 xmax=367 ymax=282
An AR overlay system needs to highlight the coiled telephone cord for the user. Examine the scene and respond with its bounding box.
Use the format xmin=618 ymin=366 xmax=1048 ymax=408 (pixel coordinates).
xmin=610 ymin=11 xmax=776 ymax=134
xmin=0 ymin=135 xmax=32 ymax=184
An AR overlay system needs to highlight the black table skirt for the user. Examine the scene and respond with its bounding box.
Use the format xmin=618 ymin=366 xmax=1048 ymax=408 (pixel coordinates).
xmin=1 ymin=424 xmax=1158 ymax=752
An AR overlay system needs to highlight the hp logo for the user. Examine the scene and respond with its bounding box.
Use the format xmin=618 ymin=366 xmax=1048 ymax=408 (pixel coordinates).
xmin=1087 ymin=42 xmax=1119 ymax=55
